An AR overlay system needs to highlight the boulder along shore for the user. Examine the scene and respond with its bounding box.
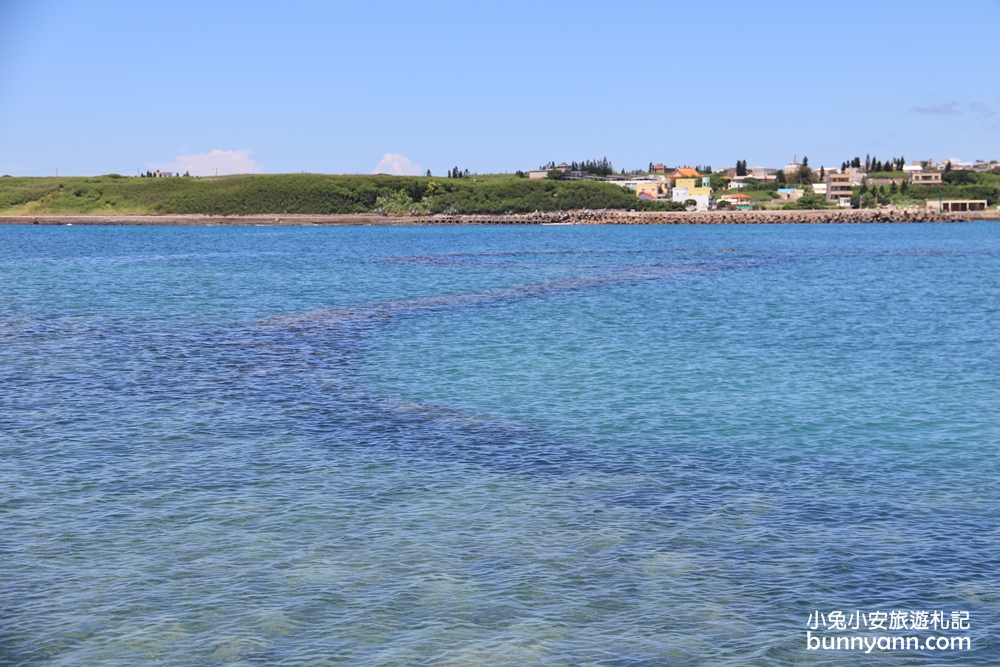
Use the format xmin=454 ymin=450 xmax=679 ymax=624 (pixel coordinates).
xmin=2 ymin=209 xmax=997 ymax=226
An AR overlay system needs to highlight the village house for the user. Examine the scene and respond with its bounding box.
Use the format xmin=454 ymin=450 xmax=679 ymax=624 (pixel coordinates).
xmin=926 ymin=199 xmax=987 ymax=212
xmin=636 ymin=182 xmax=670 ymax=200
xmin=719 ymin=192 xmax=752 ymax=209
xmin=672 ymin=177 xmax=711 ymax=211
xmin=910 ymin=171 xmax=942 ymax=186
xmin=826 ymin=172 xmax=854 ymax=206
xmin=783 ymin=160 xmax=801 ymax=175
xmin=669 ymin=167 xmax=702 ymax=181
xmin=749 ymin=166 xmax=777 ymax=181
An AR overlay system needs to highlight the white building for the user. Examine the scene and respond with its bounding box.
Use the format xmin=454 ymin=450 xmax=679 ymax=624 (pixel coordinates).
xmin=749 ymin=166 xmax=777 ymax=181
xmin=671 ymin=187 xmax=710 ymax=211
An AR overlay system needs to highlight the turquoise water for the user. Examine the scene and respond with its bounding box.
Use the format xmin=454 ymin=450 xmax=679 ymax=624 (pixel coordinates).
xmin=2 ymin=223 xmax=999 ymax=666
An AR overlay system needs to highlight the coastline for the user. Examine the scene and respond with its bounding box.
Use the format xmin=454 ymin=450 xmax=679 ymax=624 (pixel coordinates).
xmin=1 ymin=209 xmax=997 ymax=226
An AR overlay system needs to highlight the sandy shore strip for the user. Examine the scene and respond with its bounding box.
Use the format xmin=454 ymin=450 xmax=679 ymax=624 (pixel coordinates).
xmin=1 ymin=209 xmax=997 ymax=226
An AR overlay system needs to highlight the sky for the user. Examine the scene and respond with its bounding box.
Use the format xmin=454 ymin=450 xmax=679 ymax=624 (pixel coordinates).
xmin=1 ymin=0 xmax=998 ymax=177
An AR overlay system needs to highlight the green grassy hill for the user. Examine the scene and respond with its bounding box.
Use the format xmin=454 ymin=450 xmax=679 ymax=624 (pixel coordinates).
xmin=862 ymin=169 xmax=1000 ymax=208
xmin=0 ymin=173 xmax=662 ymax=216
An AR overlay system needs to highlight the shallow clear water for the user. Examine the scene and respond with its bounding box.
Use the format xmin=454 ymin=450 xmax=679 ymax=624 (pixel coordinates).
xmin=2 ymin=223 xmax=999 ymax=666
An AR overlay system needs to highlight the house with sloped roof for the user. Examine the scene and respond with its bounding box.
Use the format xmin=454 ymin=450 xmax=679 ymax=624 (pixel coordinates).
xmin=719 ymin=192 xmax=751 ymax=204
xmin=669 ymin=167 xmax=701 ymax=179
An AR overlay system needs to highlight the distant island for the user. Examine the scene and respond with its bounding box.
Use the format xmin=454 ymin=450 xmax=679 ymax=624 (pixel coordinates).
xmin=1 ymin=158 xmax=997 ymax=218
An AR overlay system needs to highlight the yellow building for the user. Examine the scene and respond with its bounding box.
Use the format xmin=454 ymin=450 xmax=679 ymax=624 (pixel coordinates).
xmin=636 ymin=182 xmax=669 ymax=199
xmin=673 ymin=178 xmax=711 ymax=197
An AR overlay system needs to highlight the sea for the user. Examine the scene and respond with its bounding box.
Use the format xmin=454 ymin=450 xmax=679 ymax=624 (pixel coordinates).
xmin=2 ymin=222 xmax=998 ymax=666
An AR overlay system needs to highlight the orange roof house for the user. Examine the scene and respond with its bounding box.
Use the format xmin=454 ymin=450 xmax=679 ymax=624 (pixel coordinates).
xmin=719 ymin=192 xmax=751 ymax=205
xmin=669 ymin=167 xmax=701 ymax=179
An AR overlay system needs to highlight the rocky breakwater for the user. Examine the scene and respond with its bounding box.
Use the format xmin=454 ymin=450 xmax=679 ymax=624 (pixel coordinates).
xmin=440 ymin=208 xmax=996 ymax=225
xmin=2 ymin=209 xmax=996 ymax=226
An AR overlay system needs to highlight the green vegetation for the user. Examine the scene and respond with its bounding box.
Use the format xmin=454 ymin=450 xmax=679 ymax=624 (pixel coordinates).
xmin=633 ymin=199 xmax=687 ymax=212
xmin=541 ymin=158 xmax=615 ymax=177
xmin=840 ymin=155 xmax=907 ymax=173
xmin=781 ymin=193 xmax=834 ymax=210
xmin=853 ymin=170 xmax=1000 ymax=208
xmin=0 ymin=173 xmax=649 ymax=216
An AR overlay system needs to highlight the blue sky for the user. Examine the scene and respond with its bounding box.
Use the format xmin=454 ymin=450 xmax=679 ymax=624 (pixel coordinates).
xmin=1 ymin=0 xmax=998 ymax=177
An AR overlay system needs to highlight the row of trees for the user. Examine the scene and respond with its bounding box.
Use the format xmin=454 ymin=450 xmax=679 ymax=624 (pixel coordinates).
xmin=540 ymin=158 xmax=616 ymax=177
xmin=447 ymin=167 xmax=470 ymax=179
xmin=840 ymin=155 xmax=906 ymax=173
xmin=139 ymin=170 xmax=191 ymax=177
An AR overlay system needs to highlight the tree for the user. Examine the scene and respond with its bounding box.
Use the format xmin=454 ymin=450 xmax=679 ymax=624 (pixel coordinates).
xmin=776 ymin=170 xmax=786 ymax=184
xmin=819 ymin=166 xmax=825 ymax=179
xmin=736 ymin=160 xmax=747 ymax=176
xmin=944 ymin=161 xmax=952 ymax=171
xmin=425 ymin=169 xmax=432 ymax=177
xmin=802 ymin=156 xmax=809 ymax=168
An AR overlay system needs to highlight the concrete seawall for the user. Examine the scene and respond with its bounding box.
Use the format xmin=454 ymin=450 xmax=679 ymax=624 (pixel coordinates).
xmin=1 ymin=209 xmax=997 ymax=226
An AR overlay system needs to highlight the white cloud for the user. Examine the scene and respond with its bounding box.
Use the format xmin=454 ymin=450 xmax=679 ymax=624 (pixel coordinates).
xmin=371 ymin=153 xmax=422 ymax=176
xmin=912 ymin=102 xmax=960 ymax=115
xmin=150 ymin=149 xmax=263 ymax=176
